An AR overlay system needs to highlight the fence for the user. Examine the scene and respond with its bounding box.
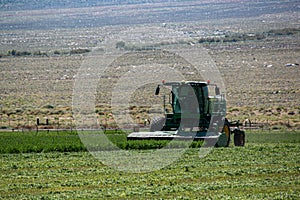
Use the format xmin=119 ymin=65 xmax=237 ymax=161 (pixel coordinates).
xmin=243 ymin=120 xmax=270 ymax=131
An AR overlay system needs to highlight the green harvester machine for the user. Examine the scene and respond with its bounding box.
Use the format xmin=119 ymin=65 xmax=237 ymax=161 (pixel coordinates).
xmin=127 ymin=80 xmax=245 ymax=147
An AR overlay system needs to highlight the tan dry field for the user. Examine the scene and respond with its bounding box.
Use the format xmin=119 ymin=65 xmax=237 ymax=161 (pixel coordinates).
xmin=0 ymin=15 xmax=299 ymax=130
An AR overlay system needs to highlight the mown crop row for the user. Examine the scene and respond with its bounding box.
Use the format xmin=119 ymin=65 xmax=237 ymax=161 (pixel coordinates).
xmin=0 ymin=130 xmax=299 ymax=154
xmin=0 ymin=141 xmax=299 ymax=199
xmin=0 ymin=130 xmax=206 ymax=153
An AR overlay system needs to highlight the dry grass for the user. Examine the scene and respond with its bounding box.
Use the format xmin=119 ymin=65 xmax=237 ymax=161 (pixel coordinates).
xmin=0 ymin=11 xmax=299 ymax=130
xmin=0 ymin=42 xmax=299 ymax=130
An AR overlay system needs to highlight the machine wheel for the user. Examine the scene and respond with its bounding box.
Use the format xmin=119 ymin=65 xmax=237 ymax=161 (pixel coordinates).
xmin=216 ymin=120 xmax=231 ymax=147
xmin=150 ymin=116 xmax=166 ymax=132
xmin=234 ymin=130 xmax=245 ymax=146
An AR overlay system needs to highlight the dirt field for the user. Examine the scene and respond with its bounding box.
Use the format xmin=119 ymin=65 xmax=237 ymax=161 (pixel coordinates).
xmin=0 ymin=0 xmax=299 ymax=130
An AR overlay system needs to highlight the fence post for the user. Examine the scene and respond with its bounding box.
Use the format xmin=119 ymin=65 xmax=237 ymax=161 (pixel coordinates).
xmin=36 ymin=118 xmax=39 ymax=133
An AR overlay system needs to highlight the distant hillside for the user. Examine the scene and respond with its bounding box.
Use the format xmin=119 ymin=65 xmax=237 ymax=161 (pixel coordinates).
xmin=3 ymin=0 xmax=193 ymax=11
xmin=0 ymin=0 xmax=298 ymax=30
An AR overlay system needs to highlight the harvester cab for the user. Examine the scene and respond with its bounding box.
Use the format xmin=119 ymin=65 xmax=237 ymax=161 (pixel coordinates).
xmin=153 ymin=81 xmax=225 ymax=133
xmin=127 ymin=80 xmax=245 ymax=147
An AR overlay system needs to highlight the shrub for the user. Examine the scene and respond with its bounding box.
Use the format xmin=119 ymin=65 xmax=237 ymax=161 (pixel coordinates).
xmin=116 ymin=41 xmax=126 ymax=49
xmin=267 ymin=28 xmax=300 ymax=36
xmin=16 ymin=51 xmax=31 ymax=56
xmin=70 ymin=48 xmax=91 ymax=54
xmin=33 ymin=51 xmax=47 ymax=56
xmin=8 ymin=49 xmax=31 ymax=56
xmin=43 ymin=104 xmax=55 ymax=109
xmin=54 ymin=50 xmax=61 ymax=55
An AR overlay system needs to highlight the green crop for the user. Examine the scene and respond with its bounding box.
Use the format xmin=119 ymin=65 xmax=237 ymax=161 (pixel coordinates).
xmin=0 ymin=130 xmax=204 ymax=153
xmin=0 ymin=130 xmax=299 ymax=199
xmin=0 ymin=144 xmax=299 ymax=199
xmin=0 ymin=131 xmax=85 ymax=153
xmin=0 ymin=130 xmax=300 ymax=153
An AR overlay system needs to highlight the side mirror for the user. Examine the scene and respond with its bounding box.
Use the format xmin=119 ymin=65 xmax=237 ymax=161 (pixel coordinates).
xmin=215 ymin=87 xmax=220 ymax=95
xmin=155 ymin=85 xmax=160 ymax=95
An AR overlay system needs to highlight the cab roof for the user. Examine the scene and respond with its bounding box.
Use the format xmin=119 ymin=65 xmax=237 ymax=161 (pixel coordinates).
xmin=161 ymin=81 xmax=208 ymax=87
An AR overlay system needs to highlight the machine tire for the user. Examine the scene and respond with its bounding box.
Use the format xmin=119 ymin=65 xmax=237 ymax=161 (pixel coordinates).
xmin=216 ymin=120 xmax=231 ymax=147
xmin=234 ymin=130 xmax=245 ymax=146
xmin=150 ymin=116 xmax=166 ymax=132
